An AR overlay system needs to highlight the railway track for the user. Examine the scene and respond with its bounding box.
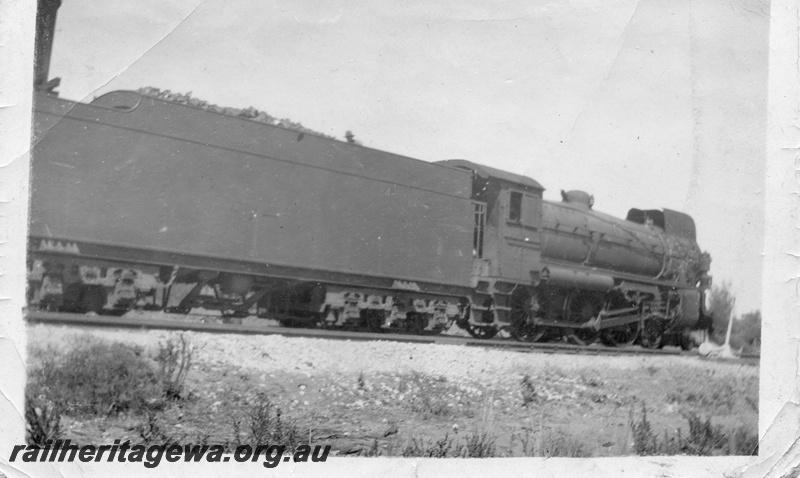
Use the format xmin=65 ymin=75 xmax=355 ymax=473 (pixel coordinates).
xmin=24 ymin=310 xmax=759 ymax=362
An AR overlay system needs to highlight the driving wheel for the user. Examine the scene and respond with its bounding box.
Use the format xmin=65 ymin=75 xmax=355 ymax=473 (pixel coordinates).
xmin=563 ymin=290 xmax=603 ymax=346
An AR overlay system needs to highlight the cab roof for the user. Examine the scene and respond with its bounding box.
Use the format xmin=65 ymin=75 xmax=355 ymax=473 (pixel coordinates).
xmin=436 ymin=159 xmax=544 ymax=192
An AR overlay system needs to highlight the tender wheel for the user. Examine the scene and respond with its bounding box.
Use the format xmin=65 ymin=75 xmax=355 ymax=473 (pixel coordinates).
xmin=81 ymin=285 xmax=107 ymax=314
xmin=362 ymin=310 xmax=385 ymax=333
xmin=61 ymin=283 xmax=85 ymax=312
xmin=601 ymin=321 xmax=640 ymax=347
xmin=563 ymin=290 xmax=603 ymax=346
xmin=640 ymin=317 xmax=664 ymax=349
xmin=405 ymin=312 xmax=427 ymax=335
xmin=279 ymin=318 xmax=304 ymax=327
xmin=465 ymin=323 xmax=498 ymax=339
xmin=62 ymin=283 xmax=106 ymax=314
xmin=226 ymin=310 xmax=249 ymax=319
xmin=166 ymin=306 xmax=191 ymax=315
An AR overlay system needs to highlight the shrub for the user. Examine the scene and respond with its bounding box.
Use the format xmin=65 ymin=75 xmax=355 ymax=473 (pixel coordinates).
xmin=362 ymin=439 xmax=382 ymax=457
xmin=682 ymin=412 xmax=726 ymax=455
xmin=728 ymin=424 xmax=760 ymax=455
xmin=628 ymin=403 xmax=759 ymax=456
xmin=402 ymin=433 xmax=456 ymax=458
xmin=25 ymin=389 xmax=63 ymax=446
xmin=400 ymin=430 xmax=495 ymax=458
xmin=520 ymin=374 xmax=538 ymax=407
xmin=154 ymin=333 xmax=194 ymax=400
xmin=26 ymin=345 xmax=64 ymax=445
xmin=27 ymin=337 xmax=163 ymax=416
xmin=136 ymin=410 xmax=178 ymax=445
xmin=514 ymin=428 xmax=588 ymax=458
xmin=233 ymin=392 xmax=303 ymax=451
xmin=397 ymin=372 xmax=454 ymax=418
xmin=629 ymin=402 xmax=658 ymax=455
xmin=462 ymin=430 xmax=496 ymax=457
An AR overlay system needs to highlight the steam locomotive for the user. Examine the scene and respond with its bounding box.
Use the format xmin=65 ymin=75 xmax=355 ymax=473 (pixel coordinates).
xmin=26 ymin=0 xmax=713 ymax=349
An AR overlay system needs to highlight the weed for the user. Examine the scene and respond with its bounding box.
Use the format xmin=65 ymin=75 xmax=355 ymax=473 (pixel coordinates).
xmin=238 ymin=391 xmax=303 ymax=451
xmin=396 ymin=372 xmax=455 ymax=419
xmin=520 ymin=374 xmax=538 ymax=407
xmin=362 ymin=438 xmax=382 ymax=457
xmin=154 ymin=333 xmax=195 ymax=400
xmin=136 ymin=410 xmax=177 ymax=445
xmin=580 ymin=374 xmax=603 ymax=388
xmin=357 ymin=372 xmax=366 ymax=391
xmin=462 ymin=430 xmax=496 ymax=457
xmin=541 ymin=429 xmax=588 ymax=457
xmin=728 ymin=424 xmax=760 ymax=455
xmin=513 ymin=426 xmax=588 ymax=457
xmin=400 ymin=430 xmax=495 ymax=458
xmin=411 ymin=392 xmax=450 ymax=418
xmin=25 ymin=389 xmax=62 ymax=446
xmin=628 ymin=403 xmax=759 ymax=456
xmin=683 ymin=412 xmax=726 ymax=455
xmin=402 ymin=433 xmax=455 ymax=458
xmin=629 ymin=402 xmax=658 ymax=455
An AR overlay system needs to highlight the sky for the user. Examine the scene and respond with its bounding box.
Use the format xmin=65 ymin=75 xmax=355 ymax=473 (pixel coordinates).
xmin=45 ymin=0 xmax=769 ymax=314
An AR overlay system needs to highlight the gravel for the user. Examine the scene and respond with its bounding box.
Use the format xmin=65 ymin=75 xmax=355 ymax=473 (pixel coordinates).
xmin=26 ymin=323 xmax=757 ymax=387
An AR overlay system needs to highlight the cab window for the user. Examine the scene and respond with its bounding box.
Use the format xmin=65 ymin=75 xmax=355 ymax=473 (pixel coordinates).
xmin=509 ymin=191 xmax=522 ymax=222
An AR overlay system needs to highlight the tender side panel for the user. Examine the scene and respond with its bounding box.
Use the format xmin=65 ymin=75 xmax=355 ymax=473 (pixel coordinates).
xmin=87 ymin=91 xmax=470 ymax=197
xmin=30 ymin=94 xmax=474 ymax=290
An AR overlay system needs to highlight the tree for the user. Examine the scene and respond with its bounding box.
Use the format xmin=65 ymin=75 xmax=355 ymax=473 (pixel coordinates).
xmin=706 ymin=282 xmax=761 ymax=353
xmin=707 ymin=281 xmax=735 ymax=345
xmin=730 ymin=310 xmax=761 ymax=354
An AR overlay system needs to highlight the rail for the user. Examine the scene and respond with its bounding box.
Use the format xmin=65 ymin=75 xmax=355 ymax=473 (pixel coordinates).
xmin=24 ymin=310 xmax=759 ymax=362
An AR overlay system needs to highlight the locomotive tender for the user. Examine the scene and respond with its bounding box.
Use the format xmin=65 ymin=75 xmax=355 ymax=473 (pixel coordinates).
xmin=27 ymin=0 xmax=713 ymax=349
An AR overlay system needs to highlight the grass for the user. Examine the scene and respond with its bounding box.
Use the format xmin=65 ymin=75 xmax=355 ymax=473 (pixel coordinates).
xmin=377 ymin=430 xmax=498 ymax=458
xmin=663 ymin=368 xmax=757 ymax=415
xmin=628 ymin=402 xmax=759 ymax=456
xmin=367 ymin=425 xmax=588 ymax=458
xmin=512 ymin=427 xmax=588 ymax=457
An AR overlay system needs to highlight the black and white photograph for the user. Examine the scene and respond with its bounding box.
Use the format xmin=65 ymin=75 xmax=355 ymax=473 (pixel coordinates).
xmin=2 ymin=0 xmax=797 ymax=476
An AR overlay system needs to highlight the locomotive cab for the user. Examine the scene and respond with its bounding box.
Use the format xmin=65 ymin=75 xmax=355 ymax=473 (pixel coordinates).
xmin=437 ymin=160 xmax=546 ymax=332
